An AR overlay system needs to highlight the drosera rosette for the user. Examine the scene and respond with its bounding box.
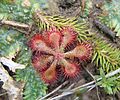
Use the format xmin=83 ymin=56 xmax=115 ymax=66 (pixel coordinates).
xmin=28 ymin=26 xmax=93 ymax=84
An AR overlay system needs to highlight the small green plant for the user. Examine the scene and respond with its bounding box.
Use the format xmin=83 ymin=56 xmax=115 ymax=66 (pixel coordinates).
xmin=98 ymin=0 xmax=120 ymax=36
xmin=97 ymin=68 xmax=120 ymax=94
xmin=92 ymin=37 xmax=120 ymax=73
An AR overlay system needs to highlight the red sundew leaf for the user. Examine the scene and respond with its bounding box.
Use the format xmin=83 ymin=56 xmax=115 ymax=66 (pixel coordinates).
xmin=60 ymin=27 xmax=77 ymax=51
xmin=65 ymin=43 xmax=92 ymax=61
xmin=60 ymin=59 xmax=80 ymax=78
xmin=40 ymin=60 xmax=58 ymax=84
xmin=28 ymin=34 xmax=55 ymax=55
xmin=43 ymin=27 xmax=62 ymax=50
xmin=32 ymin=54 xmax=54 ymax=72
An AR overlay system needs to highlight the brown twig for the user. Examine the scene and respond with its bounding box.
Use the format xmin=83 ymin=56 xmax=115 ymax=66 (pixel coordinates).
xmin=38 ymin=81 xmax=68 ymax=100
xmin=81 ymin=0 xmax=85 ymax=14
xmin=56 ymin=83 xmax=75 ymax=100
xmin=84 ymin=67 xmax=100 ymax=100
xmin=0 ymin=92 xmax=8 ymax=96
xmin=0 ymin=20 xmax=30 ymax=29
xmin=93 ymin=19 xmax=116 ymax=41
xmin=47 ymin=85 xmax=96 ymax=100
xmin=45 ymin=68 xmax=120 ymax=100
